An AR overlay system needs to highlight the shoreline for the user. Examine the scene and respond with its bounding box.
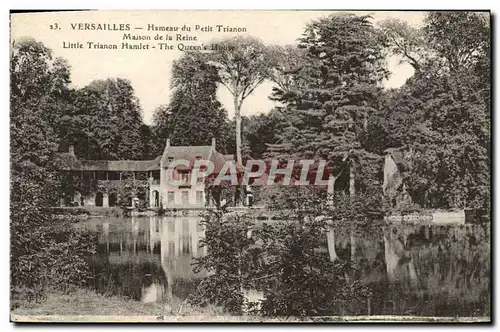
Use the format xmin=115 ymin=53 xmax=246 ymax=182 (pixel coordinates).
xmin=11 ymin=288 xmax=490 ymax=323
xmin=11 ymin=287 xmax=224 ymax=318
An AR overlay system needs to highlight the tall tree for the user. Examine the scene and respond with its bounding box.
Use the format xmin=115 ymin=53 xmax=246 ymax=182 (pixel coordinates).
xmin=67 ymin=78 xmax=145 ymax=160
xmin=377 ymin=18 xmax=428 ymax=71
xmin=208 ymin=36 xmax=270 ymax=164
xmin=270 ymin=14 xmax=389 ymax=194
xmin=424 ymin=12 xmax=490 ymax=72
xmin=10 ymin=38 xmax=66 ymax=205
xmin=153 ymin=52 xmax=233 ymax=153
xmin=10 ymin=39 xmax=95 ymax=290
xmin=11 ymin=37 xmax=74 ymax=134
xmin=267 ymin=45 xmax=307 ymax=103
xmin=382 ymin=11 xmax=490 ymax=209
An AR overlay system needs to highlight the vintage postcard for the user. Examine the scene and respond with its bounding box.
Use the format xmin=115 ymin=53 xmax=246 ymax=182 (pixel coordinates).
xmin=9 ymin=10 xmax=491 ymax=323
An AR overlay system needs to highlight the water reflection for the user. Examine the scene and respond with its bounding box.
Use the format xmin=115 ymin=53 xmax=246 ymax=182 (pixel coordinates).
xmin=87 ymin=216 xmax=206 ymax=303
xmin=328 ymin=224 xmax=490 ymax=316
xmin=85 ymin=217 xmax=490 ymax=317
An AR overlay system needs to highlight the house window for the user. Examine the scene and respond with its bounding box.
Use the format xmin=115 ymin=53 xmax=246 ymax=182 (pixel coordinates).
xmin=168 ymin=157 xmax=174 ymax=163
xmin=182 ymin=191 xmax=189 ymax=205
xmin=179 ymin=171 xmax=190 ymax=185
xmin=96 ymin=171 xmax=107 ymax=181
xmin=168 ymin=191 xmax=175 ymax=203
xmin=196 ymin=191 xmax=203 ymax=204
xmin=108 ymin=172 xmax=119 ymax=180
xmin=152 ymin=170 xmax=160 ymax=182
xmin=197 ymin=165 xmax=207 ymax=183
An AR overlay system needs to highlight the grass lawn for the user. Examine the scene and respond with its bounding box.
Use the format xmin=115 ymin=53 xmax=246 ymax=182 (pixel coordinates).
xmin=11 ymin=287 xmax=224 ymax=317
xmin=10 ymin=288 xmax=489 ymax=323
xmin=10 ymin=288 xmax=299 ymax=322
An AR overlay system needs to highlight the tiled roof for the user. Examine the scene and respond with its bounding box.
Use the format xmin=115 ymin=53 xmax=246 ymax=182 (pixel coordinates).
xmin=54 ymin=153 xmax=161 ymax=172
xmin=161 ymin=145 xmax=244 ymax=173
xmin=211 ymin=151 xmax=244 ymax=173
xmin=391 ymin=151 xmax=405 ymax=166
xmin=55 ymin=142 xmax=243 ymax=174
xmin=161 ymin=145 xmax=213 ymax=169
xmin=165 ymin=146 xmax=213 ymax=160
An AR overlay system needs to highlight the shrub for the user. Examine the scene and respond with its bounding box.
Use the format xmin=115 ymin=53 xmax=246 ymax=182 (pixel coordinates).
xmin=189 ymin=194 xmax=373 ymax=317
xmin=256 ymin=217 xmax=371 ymax=317
xmin=189 ymin=208 xmax=263 ymax=314
xmin=11 ymin=219 xmax=97 ymax=292
xmin=11 ymin=161 xmax=97 ymax=294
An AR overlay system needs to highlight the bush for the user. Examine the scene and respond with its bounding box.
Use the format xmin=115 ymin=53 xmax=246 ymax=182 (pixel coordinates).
xmin=189 ymin=194 xmax=373 ymax=317
xmin=257 ymin=185 xmax=325 ymax=211
xmin=11 ymin=165 xmax=97 ymax=294
xmin=256 ymin=218 xmax=371 ymax=317
xmin=11 ymin=219 xmax=97 ymax=292
xmin=329 ymin=189 xmax=384 ymax=225
xmin=189 ymin=208 xmax=261 ymax=314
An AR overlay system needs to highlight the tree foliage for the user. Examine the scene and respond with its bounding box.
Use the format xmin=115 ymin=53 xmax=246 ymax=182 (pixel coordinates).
xmin=190 ymin=209 xmax=259 ymax=314
xmin=207 ymin=36 xmax=270 ymax=164
xmin=424 ymin=12 xmax=490 ymax=72
xmin=377 ymin=18 xmax=428 ymax=71
xmin=381 ymin=12 xmax=490 ymax=209
xmin=268 ymin=14 xmax=388 ymax=193
xmin=254 ymin=12 xmax=490 ymax=211
xmin=241 ymin=111 xmax=281 ymax=159
xmin=190 ymin=195 xmax=373 ymax=317
xmin=10 ymin=38 xmax=97 ymax=291
xmin=152 ymin=52 xmax=233 ymax=153
xmin=267 ymin=45 xmax=307 ymax=103
xmin=65 ymin=78 xmax=148 ymax=160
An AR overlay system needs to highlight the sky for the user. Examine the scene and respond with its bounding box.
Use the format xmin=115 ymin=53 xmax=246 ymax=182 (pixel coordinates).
xmin=11 ymin=10 xmax=426 ymax=124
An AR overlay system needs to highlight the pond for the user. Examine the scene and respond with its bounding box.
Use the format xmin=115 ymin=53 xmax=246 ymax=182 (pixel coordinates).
xmin=80 ymin=216 xmax=490 ymax=317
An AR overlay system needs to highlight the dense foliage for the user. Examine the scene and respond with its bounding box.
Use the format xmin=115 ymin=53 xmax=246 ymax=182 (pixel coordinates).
xmin=152 ymin=52 xmax=234 ymax=153
xmin=68 ymin=78 xmax=156 ymax=160
xmin=266 ymin=14 xmax=389 ymax=195
xmin=190 ymin=196 xmax=375 ymax=317
xmin=10 ymin=38 xmax=97 ymax=292
xmin=188 ymin=12 xmax=490 ymax=317
xmin=381 ymin=12 xmax=490 ymax=209
xmin=242 ymin=12 xmax=489 ymax=210
xmin=190 ymin=209 xmax=258 ymax=314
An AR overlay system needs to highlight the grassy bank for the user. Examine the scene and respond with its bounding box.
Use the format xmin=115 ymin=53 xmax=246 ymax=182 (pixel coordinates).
xmin=11 ymin=287 xmax=224 ymax=317
xmin=10 ymin=288 xmax=489 ymax=323
xmin=10 ymin=288 xmax=297 ymax=322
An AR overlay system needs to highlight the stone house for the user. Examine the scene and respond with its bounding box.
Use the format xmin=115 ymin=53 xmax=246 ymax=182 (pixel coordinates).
xmin=158 ymin=138 xmax=239 ymax=208
xmin=55 ymin=138 xmax=238 ymax=208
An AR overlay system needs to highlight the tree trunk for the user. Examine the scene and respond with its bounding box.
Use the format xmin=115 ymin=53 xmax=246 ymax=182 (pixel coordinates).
xmin=166 ymin=270 xmax=173 ymax=300
xmin=349 ymin=161 xmax=355 ymax=198
xmin=350 ymin=232 xmax=356 ymax=261
xmin=234 ymin=95 xmax=242 ymax=165
xmin=327 ymin=175 xmax=336 ymax=206
xmin=326 ymin=226 xmax=338 ymax=262
xmin=234 ymin=94 xmax=245 ymax=206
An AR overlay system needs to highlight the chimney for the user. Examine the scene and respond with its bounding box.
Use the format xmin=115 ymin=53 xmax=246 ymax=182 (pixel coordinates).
xmin=166 ymin=138 xmax=170 ymax=148
xmin=68 ymin=145 xmax=75 ymax=156
xmin=211 ymin=138 xmax=216 ymax=148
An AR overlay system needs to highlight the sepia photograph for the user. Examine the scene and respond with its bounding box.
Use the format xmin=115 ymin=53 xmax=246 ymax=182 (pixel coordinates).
xmin=9 ymin=9 xmax=491 ymax=323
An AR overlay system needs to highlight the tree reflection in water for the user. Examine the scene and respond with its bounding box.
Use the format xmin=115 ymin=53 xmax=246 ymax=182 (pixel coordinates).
xmin=84 ymin=216 xmax=489 ymax=317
